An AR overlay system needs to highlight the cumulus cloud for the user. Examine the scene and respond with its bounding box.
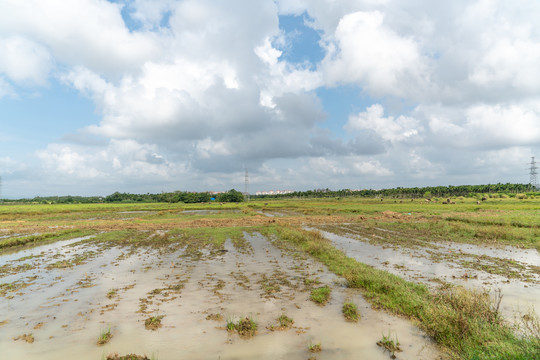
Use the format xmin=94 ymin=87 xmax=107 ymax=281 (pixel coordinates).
xmin=2 ymin=0 xmax=540 ymax=196
xmin=346 ymin=104 xmax=421 ymax=143
xmin=322 ymin=11 xmax=430 ymax=97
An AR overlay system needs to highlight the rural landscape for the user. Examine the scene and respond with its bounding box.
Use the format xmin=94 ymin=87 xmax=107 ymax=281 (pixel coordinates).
xmin=1 ymin=190 xmax=539 ymax=359
xmin=2 ymin=1 xmax=540 ymax=359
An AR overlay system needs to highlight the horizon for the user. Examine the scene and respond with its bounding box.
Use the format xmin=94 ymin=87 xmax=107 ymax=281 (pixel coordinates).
xmin=1 ymin=1 xmax=540 ymax=198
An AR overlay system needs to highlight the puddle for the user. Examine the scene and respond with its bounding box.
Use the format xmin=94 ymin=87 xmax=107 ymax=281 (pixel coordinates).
xmin=319 ymin=228 xmax=540 ymax=319
xmin=0 ymin=233 xmax=444 ymax=359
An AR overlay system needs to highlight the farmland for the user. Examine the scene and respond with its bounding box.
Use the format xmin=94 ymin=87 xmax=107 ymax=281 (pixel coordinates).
xmin=0 ymin=198 xmax=539 ymax=359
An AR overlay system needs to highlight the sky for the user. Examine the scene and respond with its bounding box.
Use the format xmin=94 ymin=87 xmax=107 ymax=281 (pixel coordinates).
xmin=1 ymin=0 xmax=540 ymax=198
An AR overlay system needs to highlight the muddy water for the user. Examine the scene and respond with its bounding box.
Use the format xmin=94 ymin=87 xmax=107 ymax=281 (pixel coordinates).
xmin=319 ymin=229 xmax=540 ymax=319
xmin=0 ymin=233 xmax=444 ymax=360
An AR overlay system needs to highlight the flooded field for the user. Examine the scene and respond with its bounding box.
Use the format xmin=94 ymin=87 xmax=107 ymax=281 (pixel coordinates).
xmin=0 ymin=199 xmax=539 ymax=359
xmin=316 ymin=225 xmax=540 ymax=320
xmin=0 ymin=232 xmax=441 ymax=359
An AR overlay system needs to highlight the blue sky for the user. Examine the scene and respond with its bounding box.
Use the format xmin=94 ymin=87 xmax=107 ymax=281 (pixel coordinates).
xmin=1 ymin=0 xmax=540 ymax=198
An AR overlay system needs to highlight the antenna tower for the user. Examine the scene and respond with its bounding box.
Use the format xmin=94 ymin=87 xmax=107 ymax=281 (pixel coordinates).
xmin=530 ymin=157 xmax=539 ymax=191
xmin=244 ymin=167 xmax=250 ymax=201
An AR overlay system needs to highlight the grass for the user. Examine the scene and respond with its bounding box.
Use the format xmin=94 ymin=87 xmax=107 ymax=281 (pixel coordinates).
xmin=144 ymin=315 xmax=164 ymax=331
xmin=226 ymin=316 xmax=258 ymax=337
xmin=308 ymin=341 xmax=322 ymax=353
xmin=310 ymin=285 xmax=331 ymax=305
xmin=265 ymin=225 xmax=540 ymax=360
xmin=2 ymin=198 xmax=540 ymax=358
xmin=342 ymin=302 xmax=360 ymax=322
xmin=377 ymin=332 xmax=401 ymax=356
xmin=278 ymin=314 xmax=294 ymax=328
xmin=97 ymin=327 xmax=112 ymax=345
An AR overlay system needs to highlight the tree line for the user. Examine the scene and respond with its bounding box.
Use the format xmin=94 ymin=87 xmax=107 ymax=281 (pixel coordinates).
xmin=1 ymin=183 xmax=536 ymax=204
xmin=2 ymin=189 xmax=245 ymax=204
xmin=253 ymin=183 xmax=536 ymax=199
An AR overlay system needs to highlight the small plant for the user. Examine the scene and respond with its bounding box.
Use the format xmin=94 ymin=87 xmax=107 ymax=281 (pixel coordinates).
xmin=97 ymin=327 xmax=112 ymax=345
xmin=106 ymin=288 xmax=118 ymax=299
xmin=144 ymin=315 xmax=164 ymax=331
xmin=377 ymin=332 xmax=401 ymax=357
xmin=226 ymin=318 xmax=236 ymax=332
xmin=310 ymin=285 xmax=331 ymax=305
xmin=278 ymin=314 xmax=294 ymax=328
xmin=342 ymin=302 xmax=360 ymax=322
xmin=226 ymin=316 xmax=257 ymax=337
xmin=308 ymin=341 xmax=322 ymax=353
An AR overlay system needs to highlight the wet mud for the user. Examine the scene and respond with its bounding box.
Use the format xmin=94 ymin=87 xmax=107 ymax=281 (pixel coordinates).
xmin=0 ymin=232 xmax=444 ymax=359
xmin=317 ymin=225 xmax=540 ymax=319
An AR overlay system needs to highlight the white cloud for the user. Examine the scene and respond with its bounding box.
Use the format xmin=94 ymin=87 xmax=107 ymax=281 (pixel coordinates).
xmin=346 ymin=104 xmax=421 ymax=142
xmin=321 ymin=10 xmax=429 ymax=97
xmin=0 ymin=36 xmax=52 ymax=85
xmin=2 ymin=0 xmax=540 ymax=197
xmin=0 ymin=0 xmax=159 ymax=76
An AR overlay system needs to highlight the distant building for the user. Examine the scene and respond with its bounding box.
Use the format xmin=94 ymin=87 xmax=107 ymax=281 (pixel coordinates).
xmin=255 ymin=190 xmax=294 ymax=196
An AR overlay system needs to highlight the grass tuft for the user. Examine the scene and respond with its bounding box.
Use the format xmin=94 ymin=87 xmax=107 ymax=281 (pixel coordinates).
xmin=97 ymin=327 xmax=112 ymax=345
xmin=310 ymin=285 xmax=331 ymax=305
xmin=342 ymin=302 xmax=360 ymax=322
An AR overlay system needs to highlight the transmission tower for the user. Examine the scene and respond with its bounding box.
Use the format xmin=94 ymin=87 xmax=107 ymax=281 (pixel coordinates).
xmin=529 ymin=157 xmax=539 ymax=191
xmin=0 ymin=176 xmax=2 ymax=203
xmin=244 ymin=167 xmax=250 ymax=201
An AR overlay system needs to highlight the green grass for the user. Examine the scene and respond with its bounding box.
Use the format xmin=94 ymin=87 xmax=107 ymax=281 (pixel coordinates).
xmin=377 ymin=332 xmax=401 ymax=355
xmin=0 ymin=229 xmax=95 ymax=250
xmin=308 ymin=341 xmax=322 ymax=353
xmin=144 ymin=315 xmax=164 ymax=331
xmin=278 ymin=314 xmax=294 ymax=328
xmin=265 ymin=225 xmax=540 ymax=360
xmin=97 ymin=327 xmax=112 ymax=345
xmin=342 ymin=302 xmax=360 ymax=322
xmin=226 ymin=316 xmax=258 ymax=337
xmin=310 ymin=285 xmax=331 ymax=305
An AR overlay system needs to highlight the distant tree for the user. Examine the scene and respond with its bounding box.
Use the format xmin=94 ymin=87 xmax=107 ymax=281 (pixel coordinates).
xmin=217 ymin=189 xmax=244 ymax=202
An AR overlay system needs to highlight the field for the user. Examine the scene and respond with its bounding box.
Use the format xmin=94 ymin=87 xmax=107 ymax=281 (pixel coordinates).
xmin=0 ymin=198 xmax=539 ymax=359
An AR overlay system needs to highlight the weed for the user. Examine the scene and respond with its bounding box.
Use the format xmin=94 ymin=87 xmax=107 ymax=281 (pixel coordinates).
xmin=226 ymin=316 xmax=257 ymax=338
xmin=377 ymin=332 xmax=401 ymax=358
xmin=308 ymin=341 xmax=322 ymax=353
xmin=97 ymin=327 xmax=112 ymax=345
xmin=144 ymin=315 xmax=164 ymax=331
xmin=278 ymin=314 xmax=294 ymax=328
xmin=342 ymin=302 xmax=360 ymax=322
xmin=310 ymin=285 xmax=331 ymax=305
xmin=106 ymin=288 xmax=118 ymax=299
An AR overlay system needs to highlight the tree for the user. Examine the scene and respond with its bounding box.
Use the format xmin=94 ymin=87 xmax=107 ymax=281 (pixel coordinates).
xmin=217 ymin=189 xmax=244 ymax=202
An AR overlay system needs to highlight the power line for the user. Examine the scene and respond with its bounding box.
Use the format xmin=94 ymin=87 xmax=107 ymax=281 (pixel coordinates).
xmin=529 ymin=156 xmax=538 ymax=191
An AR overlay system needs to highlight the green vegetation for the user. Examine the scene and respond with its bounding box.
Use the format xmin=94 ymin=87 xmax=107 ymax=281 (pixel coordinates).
xmin=1 ymin=197 xmax=539 ymax=359
xmin=277 ymin=314 xmax=294 ymax=328
xmin=266 ymin=225 xmax=540 ymax=359
xmin=97 ymin=327 xmax=112 ymax=345
xmin=0 ymin=229 xmax=94 ymax=250
xmin=226 ymin=316 xmax=258 ymax=337
xmin=377 ymin=332 xmax=401 ymax=356
xmin=342 ymin=302 xmax=360 ymax=322
xmin=308 ymin=341 xmax=322 ymax=353
xmin=310 ymin=285 xmax=331 ymax=305
xmin=144 ymin=315 xmax=164 ymax=331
